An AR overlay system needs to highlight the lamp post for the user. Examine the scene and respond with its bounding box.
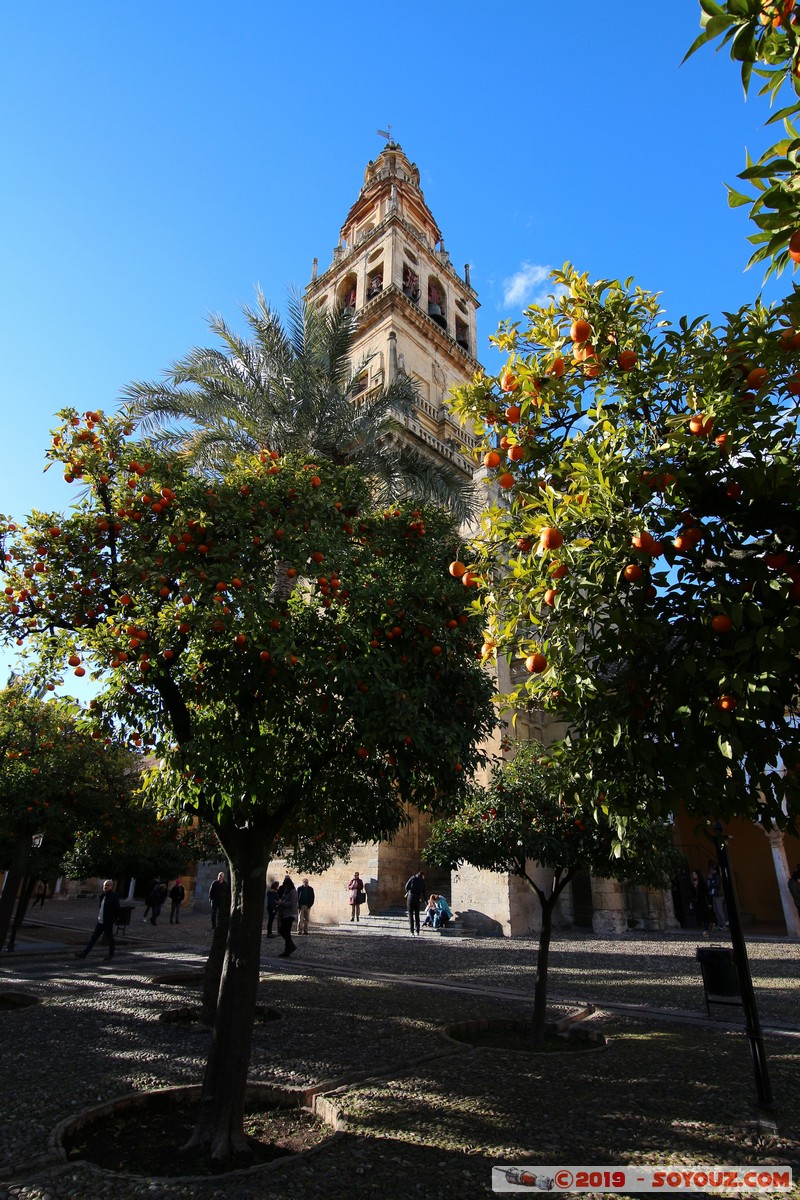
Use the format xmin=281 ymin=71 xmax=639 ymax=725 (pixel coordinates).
xmin=714 ymin=822 xmax=775 ymax=1125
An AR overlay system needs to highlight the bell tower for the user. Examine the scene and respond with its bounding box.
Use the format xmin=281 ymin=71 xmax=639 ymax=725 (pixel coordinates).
xmin=305 ymin=141 xmax=480 ymax=477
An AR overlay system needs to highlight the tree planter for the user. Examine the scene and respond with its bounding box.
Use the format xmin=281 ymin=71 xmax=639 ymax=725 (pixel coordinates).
xmin=51 ymin=1082 xmax=342 ymax=1182
xmin=443 ymin=1011 xmax=607 ymax=1054
xmin=0 ymin=990 xmax=41 ymax=1011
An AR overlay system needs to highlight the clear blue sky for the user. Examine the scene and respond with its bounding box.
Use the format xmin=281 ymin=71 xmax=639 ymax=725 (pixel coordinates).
xmin=0 ymin=1 xmax=791 ymax=683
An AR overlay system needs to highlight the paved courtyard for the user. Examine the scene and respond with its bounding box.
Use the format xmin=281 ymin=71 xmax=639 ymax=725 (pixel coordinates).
xmin=0 ymin=900 xmax=798 ymax=1200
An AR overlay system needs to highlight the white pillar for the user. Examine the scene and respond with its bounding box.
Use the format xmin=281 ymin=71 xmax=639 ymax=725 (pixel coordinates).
xmin=590 ymin=875 xmax=628 ymax=937
xmin=768 ymin=829 xmax=800 ymax=938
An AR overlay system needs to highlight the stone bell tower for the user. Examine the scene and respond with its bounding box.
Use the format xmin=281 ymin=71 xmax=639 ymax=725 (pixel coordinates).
xmin=300 ymin=142 xmax=487 ymax=917
xmin=304 ymin=140 xmax=480 ymax=477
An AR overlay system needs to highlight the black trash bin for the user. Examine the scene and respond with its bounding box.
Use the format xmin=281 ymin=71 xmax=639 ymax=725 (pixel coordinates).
xmin=115 ymin=905 xmax=135 ymax=938
xmin=696 ymin=946 xmax=742 ymax=1017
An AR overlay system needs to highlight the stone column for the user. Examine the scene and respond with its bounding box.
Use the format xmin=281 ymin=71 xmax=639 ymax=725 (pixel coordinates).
xmin=767 ymin=828 xmax=800 ymax=938
xmin=590 ymin=875 xmax=628 ymax=937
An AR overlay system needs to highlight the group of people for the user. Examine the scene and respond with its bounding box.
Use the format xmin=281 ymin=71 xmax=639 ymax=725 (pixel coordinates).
xmin=687 ymin=863 xmax=729 ymax=935
xmin=142 ymin=878 xmax=185 ymax=926
xmin=265 ymin=876 xmax=316 ymax=957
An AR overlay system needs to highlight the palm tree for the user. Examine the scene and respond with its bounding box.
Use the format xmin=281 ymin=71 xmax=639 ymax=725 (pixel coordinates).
xmin=123 ymin=290 xmax=477 ymax=519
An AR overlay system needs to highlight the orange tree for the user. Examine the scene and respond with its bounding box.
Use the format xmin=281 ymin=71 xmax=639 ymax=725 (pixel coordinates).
xmin=0 ymin=408 xmax=495 ymax=1160
xmin=424 ymin=742 xmax=681 ymax=1049
xmin=0 ymin=682 xmax=141 ymax=946
xmin=451 ymin=263 xmax=800 ymax=833
xmin=444 ymin=1 xmax=800 ymax=837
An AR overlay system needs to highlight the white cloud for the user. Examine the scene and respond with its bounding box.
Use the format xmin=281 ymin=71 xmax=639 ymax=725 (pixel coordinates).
xmin=501 ymin=262 xmax=557 ymax=309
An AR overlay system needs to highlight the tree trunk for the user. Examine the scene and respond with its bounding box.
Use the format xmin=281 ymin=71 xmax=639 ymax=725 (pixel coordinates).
xmin=0 ymin=837 xmax=30 ymax=951
xmin=201 ymin=885 xmax=231 ymax=1025
xmin=186 ymin=834 xmax=268 ymax=1160
xmin=531 ymin=894 xmax=556 ymax=1051
xmin=7 ymin=875 xmax=36 ymax=951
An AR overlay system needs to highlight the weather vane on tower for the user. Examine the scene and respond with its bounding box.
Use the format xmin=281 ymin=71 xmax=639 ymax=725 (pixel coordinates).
xmin=377 ymin=125 xmax=394 ymax=145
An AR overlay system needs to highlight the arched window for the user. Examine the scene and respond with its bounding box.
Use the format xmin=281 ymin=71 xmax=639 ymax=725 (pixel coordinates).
xmin=402 ymin=263 xmax=420 ymax=303
xmin=427 ymin=277 xmax=447 ymax=330
xmin=367 ymin=267 xmax=383 ymax=299
xmin=337 ymin=273 xmax=358 ymax=314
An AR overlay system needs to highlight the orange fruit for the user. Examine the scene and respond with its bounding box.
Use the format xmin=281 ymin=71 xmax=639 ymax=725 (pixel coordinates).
xmin=617 ymin=350 xmax=638 ymax=371
xmin=449 ymin=560 xmax=467 ymax=578
xmin=498 ymin=472 xmax=515 ymax=489
xmin=548 ymin=356 xmax=566 ymax=378
xmin=789 ymin=231 xmax=800 ymax=263
xmin=483 ymin=450 xmax=501 ymax=469
xmin=623 ymin=563 xmax=643 ymax=582
xmin=505 ymin=404 xmax=521 ymax=423
xmin=540 ymin=527 xmax=564 ymax=550
xmin=570 ymin=318 xmax=591 ymax=343
xmin=500 ymin=370 xmax=518 ymax=392
xmin=746 ymin=366 xmax=768 ymax=389
xmin=524 ymin=652 xmax=547 ymax=674
xmin=711 ymin=614 xmax=733 ymax=633
xmin=507 ymin=444 xmax=524 ymax=462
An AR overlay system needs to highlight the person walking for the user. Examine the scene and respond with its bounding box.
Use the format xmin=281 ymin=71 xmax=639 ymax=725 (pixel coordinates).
xmin=32 ymin=881 xmax=48 ymax=908
xmin=276 ymin=876 xmax=298 ymax=957
xmin=209 ymin=871 xmax=230 ymax=930
xmin=168 ymin=878 xmax=185 ymax=924
xmin=405 ymin=870 xmax=425 ymax=935
xmin=142 ymin=877 xmax=159 ymax=922
xmin=347 ymin=872 xmax=365 ymax=922
xmin=75 ymin=879 xmax=120 ymax=962
xmin=296 ymin=877 xmax=315 ymax=935
xmin=148 ymin=879 xmax=167 ymax=926
xmin=265 ymin=880 xmax=280 ymax=937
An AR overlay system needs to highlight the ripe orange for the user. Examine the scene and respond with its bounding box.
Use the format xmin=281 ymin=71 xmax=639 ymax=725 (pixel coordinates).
xmin=789 ymin=230 xmax=800 ymax=263
xmin=524 ymin=652 xmax=547 ymax=674
xmin=548 ymin=356 xmax=566 ymax=378
xmin=449 ymin=560 xmax=467 ymax=578
xmin=497 ymin=472 xmax=515 ymax=489
xmin=505 ymin=404 xmax=521 ymax=423
xmin=711 ymin=614 xmax=733 ymax=633
xmin=507 ymin=444 xmax=524 ymax=462
xmin=715 ymin=694 xmax=737 ymax=712
xmin=483 ymin=450 xmax=502 ymax=469
xmin=544 ymin=589 xmax=557 ymax=606
xmin=689 ymin=413 xmax=713 ymax=436
xmin=500 ymin=370 xmax=518 ymax=393
xmin=745 ymin=366 xmax=768 ymax=389
xmin=570 ymin=318 xmax=591 ymax=343
xmin=617 ymin=350 xmax=638 ymax=371
xmin=623 ymin=563 xmax=643 ymax=582
xmin=540 ymin=527 xmax=564 ymax=550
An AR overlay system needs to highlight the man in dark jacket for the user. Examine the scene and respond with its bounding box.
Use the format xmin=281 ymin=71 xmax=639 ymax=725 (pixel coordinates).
xmin=209 ymin=871 xmax=231 ymax=930
xmin=296 ymin=878 xmax=315 ymax=935
xmin=76 ymin=880 xmax=121 ymax=961
xmin=405 ymin=871 xmax=426 ymax=936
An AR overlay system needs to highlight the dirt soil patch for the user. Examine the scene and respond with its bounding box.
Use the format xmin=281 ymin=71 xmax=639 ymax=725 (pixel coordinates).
xmin=450 ymin=1023 xmax=604 ymax=1053
xmin=64 ymin=1094 xmax=329 ymax=1177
